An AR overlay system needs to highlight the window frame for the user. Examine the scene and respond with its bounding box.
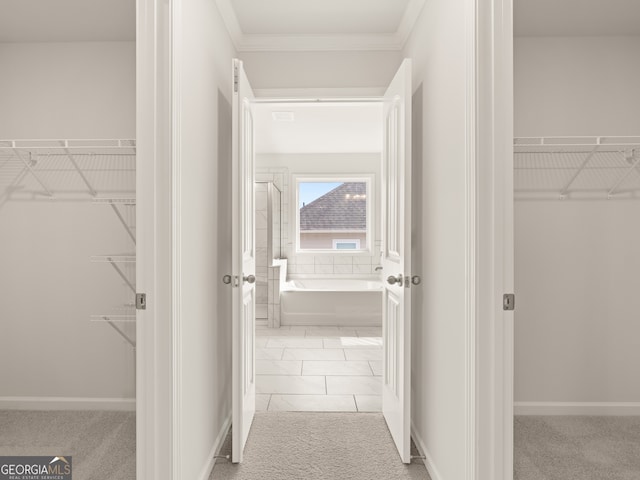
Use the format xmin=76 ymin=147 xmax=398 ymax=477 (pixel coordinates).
xmin=293 ymin=174 xmax=374 ymax=255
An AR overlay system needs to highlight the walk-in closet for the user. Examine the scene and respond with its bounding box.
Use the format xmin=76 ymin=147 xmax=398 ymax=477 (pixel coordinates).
xmin=0 ymin=2 xmax=137 ymax=477
xmin=513 ymin=1 xmax=640 ymax=477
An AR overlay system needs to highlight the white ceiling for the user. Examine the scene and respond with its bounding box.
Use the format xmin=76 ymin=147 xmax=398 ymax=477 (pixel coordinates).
xmin=0 ymin=0 xmax=135 ymax=43
xmin=217 ymin=0 xmax=426 ymax=51
xmin=254 ymin=102 xmax=383 ymax=154
xmin=231 ymin=0 xmax=409 ymax=35
xmin=515 ymin=0 xmax=640 ymax=37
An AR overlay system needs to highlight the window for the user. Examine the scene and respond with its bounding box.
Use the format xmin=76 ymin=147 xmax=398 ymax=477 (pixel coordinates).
xmin=332 ymin=239 xmax=361 ymax=250
xmin=296 ymin=177 xmax=372 ymax=252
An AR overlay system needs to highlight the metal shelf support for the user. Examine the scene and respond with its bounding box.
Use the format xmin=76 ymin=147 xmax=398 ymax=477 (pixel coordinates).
xmin=110 ymin=203 xmax=136 ymax=244
xmin=11 ymin=148 xmax=53 ymax=197
xmin=106 ymin=321 xmax=135 ymax=348
xmin=608 ymin=153 xmax=640 ymax=198
xmin=64 ymin=148 xmax=97 ymax=196
xmin=559 ymin=145 xmax=599 ymax=198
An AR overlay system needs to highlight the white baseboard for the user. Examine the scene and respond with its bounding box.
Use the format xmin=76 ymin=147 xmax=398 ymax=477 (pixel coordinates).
xmin=515 ymin=401 xmax=640 ymax=416
xmin=198 ymin=412 xmax=232 ymax=480
xmin=411 ymin=421 xmax=443 ymax=480
xmin=0 ymin=396 xmax=135 ymax=411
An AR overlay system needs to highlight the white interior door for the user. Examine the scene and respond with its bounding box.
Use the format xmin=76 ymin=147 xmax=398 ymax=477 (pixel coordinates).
xmin=231 ymin=58 xmax=256 ymax=464
xmin=381 ymin=58 xmax=412 ymax=464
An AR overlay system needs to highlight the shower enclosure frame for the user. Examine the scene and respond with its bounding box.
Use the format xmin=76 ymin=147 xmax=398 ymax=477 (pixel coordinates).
xmin=255 ymin=180 xmax=282 ymax=324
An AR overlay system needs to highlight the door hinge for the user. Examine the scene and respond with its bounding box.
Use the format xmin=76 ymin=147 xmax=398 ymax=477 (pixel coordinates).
xmin=503 ymin=293 xmax=515 ymax=311
xmin=136 ymin=293 xmax=147 ymax=310
xmin=233 ymin=65 xmax=239 ymax=93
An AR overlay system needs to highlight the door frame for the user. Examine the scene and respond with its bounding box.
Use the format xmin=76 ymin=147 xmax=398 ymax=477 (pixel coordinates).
xmin=471 ymin=0 xmax=514 ymax=479
xmin=136 ymin=0 xmax=177 ymax=479
xmin=137 ymin=0 xmax=515 ymax=477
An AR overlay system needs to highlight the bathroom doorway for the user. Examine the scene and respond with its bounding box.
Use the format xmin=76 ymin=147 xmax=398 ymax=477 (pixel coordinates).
xmin=231 ymin=58 xmax=414 ymax=463
xmin=251 ymin=99 xmax=384 ymax=416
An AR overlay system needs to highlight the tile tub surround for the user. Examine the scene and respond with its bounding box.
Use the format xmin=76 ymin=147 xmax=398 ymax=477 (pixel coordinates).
xmin=255 ymin=325 xmax=382 ymax=413
xmin=267 ymin=259 xmax=287 ymax=328
xmin=286 ymin=249 xmax=382 ymax=276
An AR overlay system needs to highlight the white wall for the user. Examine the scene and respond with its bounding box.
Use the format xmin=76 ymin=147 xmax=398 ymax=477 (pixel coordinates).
xmin=515 ymin=201 xmax=640 ymax=403
xmin=0 ymin=202 xmax=135 ymax=399
xmin=175 ymin=1 xmax=236 ymax=478
xmin=0 ymin=42 xmax=136 ymax=403
xmin=515 ymin=36 xmax=640 ymax=137
xmin=257 ymin=153 xmax=382 ymax=277
xmin=240 ymin=50 xmax=402 ymax=92
xmin=0 ymin=42 xmax=135 ymax=139
xmin=514 ymin=36 xmax=640 ymax=406
xmin=403 ymin=1 xmax=468 ymax=478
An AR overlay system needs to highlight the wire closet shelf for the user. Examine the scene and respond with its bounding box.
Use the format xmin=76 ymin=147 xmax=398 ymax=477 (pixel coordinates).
xmin=0 ymin=138 xmax=136 ymax=201
xmin=514 ymin=136 xmax=640 ymax=200
xmin=0 ymin=139 xmax=137 ymax=346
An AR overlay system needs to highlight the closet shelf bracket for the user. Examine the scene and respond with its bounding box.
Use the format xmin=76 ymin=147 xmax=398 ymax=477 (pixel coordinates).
xmin=90 ymin=316 xmax=136 ymax=348
xmin=91 ymin=255 xmax=136 ymax=294
xmin=11 ymin=148 xmax=54 ymax=197
xmin=608 ymin=153 xmax=640 ymax=198
xmin=92 ymin=198 xmax=136 ymax=244
xmin=64 ymin=147 xmax=97 ymax=196
xmin=559 ymin=145 xmax=599 ymax=198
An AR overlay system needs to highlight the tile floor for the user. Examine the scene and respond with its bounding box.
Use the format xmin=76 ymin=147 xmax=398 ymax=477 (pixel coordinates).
xmin=255 ymin=325 xmax=382 ymax=413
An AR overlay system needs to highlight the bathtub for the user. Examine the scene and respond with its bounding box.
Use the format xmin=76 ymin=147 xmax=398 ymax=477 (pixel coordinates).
xmin=280 ymin=279 xmax=382 ymax=326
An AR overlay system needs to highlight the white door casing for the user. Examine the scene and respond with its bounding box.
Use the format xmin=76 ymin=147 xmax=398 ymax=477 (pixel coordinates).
xmin=231 ymin=58 xmax=256 ymax=464
xmin=381 ymin=58 xmax=412 ymax=464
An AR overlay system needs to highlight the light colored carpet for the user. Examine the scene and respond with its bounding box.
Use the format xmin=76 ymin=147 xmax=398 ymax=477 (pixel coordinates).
xmin=0 ymin=410 xmax=136 ymax=480
xmin=515 ymin=416 xmax=640 ymax=480
xmin=210 ymin=412 xmax=430 ymax=480
xmin=6 ymin=410 xmax=634 ymax=479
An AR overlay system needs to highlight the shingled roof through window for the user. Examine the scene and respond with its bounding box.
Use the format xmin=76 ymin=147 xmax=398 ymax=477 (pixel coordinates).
xmin=300 ymin=182 xmax=366 ymax=231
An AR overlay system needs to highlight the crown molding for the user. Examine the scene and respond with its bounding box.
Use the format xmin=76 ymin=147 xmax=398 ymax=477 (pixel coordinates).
xmin=215 ymin=0 xmax=243 ymax=48
xmin=397 ymin=0 xmax=428 ymax=45
xmin=216 ymin=0 xmax=426 ymax=52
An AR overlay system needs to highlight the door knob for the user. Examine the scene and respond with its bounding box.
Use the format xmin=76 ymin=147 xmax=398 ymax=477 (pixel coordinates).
xmin=243 ymin=274 xmax=256 ymax=284
xmin=387 ymin=274 xmax=403 ymax=286
xmin=411 ymin=275 xmax=422 ymax=286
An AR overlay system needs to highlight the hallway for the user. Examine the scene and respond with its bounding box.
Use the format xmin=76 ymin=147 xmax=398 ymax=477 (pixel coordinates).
xmin=210 ymin=412 xmax=430 ymax=480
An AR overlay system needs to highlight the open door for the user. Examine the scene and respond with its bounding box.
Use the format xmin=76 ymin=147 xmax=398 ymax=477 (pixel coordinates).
xmin=231 ymin=58 xmax=256 ymax=463
xmin=381 ymin=58 xmax=412 ymax=463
